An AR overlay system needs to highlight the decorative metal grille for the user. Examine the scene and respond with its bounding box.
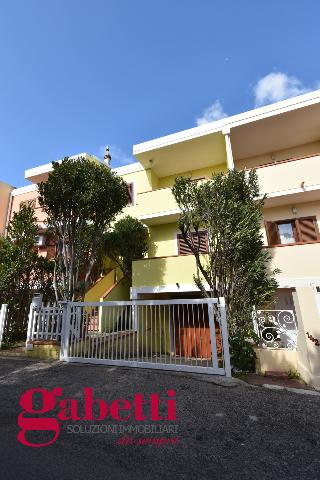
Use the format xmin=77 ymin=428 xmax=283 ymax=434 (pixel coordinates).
xmin=253 ymin=309 xmax=298 ymax=349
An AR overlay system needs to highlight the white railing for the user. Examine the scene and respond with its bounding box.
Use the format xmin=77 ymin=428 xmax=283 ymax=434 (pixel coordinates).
xmin=0 ymin=304 xmax=8 ymax=348
xmin=60 ymin=298 xmax=231 ymax=376
xmin=253 ymin=309 xmax=298 ymax=349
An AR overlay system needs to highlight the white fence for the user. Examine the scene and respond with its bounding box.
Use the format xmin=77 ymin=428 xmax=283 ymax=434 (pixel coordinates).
xmin=59 ymin=298 xmax=231 ymax=376
xmin=26 ymin=303 xmax=63 ymax=347
xmin=253 ymin=309 xmax=298 ymax=349
xmin=0 ymin=304 xmax=8 ymax=349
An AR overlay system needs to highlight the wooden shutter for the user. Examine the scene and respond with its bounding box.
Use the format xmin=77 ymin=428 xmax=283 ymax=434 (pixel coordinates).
xmin=127 ymin=183 xmax=134 ymax=205
xmin=265 ymin=221 xmax=280 ymax=246
xmin=193 ymin=231 xmax=208 ymax=253
xmin=296 ymin=217 xmax=319 ymax=242
xmin=177 ymin=231 xmax=208 ymax=255
xmin=177 ymin=234 xmax=192 ymax=255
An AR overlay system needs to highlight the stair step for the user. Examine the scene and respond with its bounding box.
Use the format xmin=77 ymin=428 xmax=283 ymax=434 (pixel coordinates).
xmin=265 ymin=371 xmax=288 ymax=378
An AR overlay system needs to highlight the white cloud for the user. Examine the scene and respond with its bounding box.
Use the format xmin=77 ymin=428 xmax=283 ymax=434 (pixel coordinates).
xmin=195 ymin=100 xmax=228 ymax=126
xmin=253 ymin=72 xmax=311 ymax=107
xmin=98 ymin=144 xmax=135 ymax=167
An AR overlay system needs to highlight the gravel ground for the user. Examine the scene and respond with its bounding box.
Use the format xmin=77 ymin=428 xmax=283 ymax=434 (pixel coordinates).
xmin=0 ymin=357 xmax=320 ymax=480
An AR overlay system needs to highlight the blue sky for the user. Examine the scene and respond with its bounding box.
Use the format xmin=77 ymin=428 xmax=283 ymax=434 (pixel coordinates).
xmin=1 ymin=0 xmax=319 ymax=187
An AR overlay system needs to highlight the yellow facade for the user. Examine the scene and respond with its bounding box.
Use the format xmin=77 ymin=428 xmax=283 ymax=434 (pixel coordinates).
xmin=5 ymin=91 xmax=320 ymax=384
xmin=0 ymin=181 xmax=14 ymax=235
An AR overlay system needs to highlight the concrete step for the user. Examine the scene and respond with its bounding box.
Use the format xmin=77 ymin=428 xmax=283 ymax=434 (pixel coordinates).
xmin=265 ymin=371 xmax=288 ymax=378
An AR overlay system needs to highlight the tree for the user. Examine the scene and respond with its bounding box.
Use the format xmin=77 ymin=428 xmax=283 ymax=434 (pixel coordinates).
xmin=172 ymin=169 xmax=278 ymax=342
xmin=38 ymin=156 xmax=129 ymax=301
xmin=0 ymin=204 xmax=54 ymax=342
xmin=104 ymin=215 xmax=149 ymax=280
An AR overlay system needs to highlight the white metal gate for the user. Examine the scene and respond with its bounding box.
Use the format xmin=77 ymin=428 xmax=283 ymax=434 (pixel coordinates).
xmin=0 ymin=304 xmax=8 ymax=349
xmin=59 ymin=298 xmax=231 ymax=376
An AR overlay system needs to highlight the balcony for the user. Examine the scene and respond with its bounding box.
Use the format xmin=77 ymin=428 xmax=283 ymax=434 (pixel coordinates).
xmin=132 ymin=254 xmax=199 ymax=288
xmin=255 ymin=154 xmax=320 ymax=206
xmin=268 ymin=242 xmax=320 ymax=279
xmin=132 ymin=242 xmax=320 ymax=290
xmin=135 ymin=187 xmax=180 ymax=225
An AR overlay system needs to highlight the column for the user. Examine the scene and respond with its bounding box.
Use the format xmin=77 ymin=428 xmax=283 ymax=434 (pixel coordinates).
xmin=222 ymin=127 xmax=234 ymax=170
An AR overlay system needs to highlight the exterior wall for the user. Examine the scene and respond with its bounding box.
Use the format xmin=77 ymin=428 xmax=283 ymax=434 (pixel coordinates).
xmin=84 ymin=270 xmax=117 ymax=302
xmin=236 ymin=140 xmax=320 ymax=170
xmin=133 ymin=255 xmax=200 ymax=288
xmin=254 ymin=348 xmax=297 ymax=374
xmin=263 ymin=201 xmax=320 ymax=242
xmin=10 ymin=188 xmax=45 ymax=223
xmin=158 ymin=163 xmax=227 ymax=188
xmin=293 ymin=287 xmax=320 ymax=387
xmin=26 ymin=343 xmax=60 ymax=359
xmin=256 ymin=155 xmax=320 ymax=196
xmin=102 ymin=278 xmax=130 ymax=301
xmin=263 ymin=201 xmax=320 ymax=281
xmin=121 ymin=164 xmax=227 ymax=220
xmin=0 ymin=181 xmax=14 ymax=235
xmin=148 ymin=223 xmax=178 ymax=257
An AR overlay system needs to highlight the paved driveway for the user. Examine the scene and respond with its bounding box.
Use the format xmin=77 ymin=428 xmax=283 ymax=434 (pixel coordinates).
xmin=0 ymin=357 xmax=319 ymax=480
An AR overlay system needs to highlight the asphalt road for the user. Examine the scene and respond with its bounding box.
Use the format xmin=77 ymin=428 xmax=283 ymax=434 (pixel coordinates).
xmin=0 ymin=357 xmax=319 ymax=480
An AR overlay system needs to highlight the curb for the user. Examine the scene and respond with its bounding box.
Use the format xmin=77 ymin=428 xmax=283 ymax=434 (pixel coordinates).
xmin=263 ymin=383 xmax=320 ymax=396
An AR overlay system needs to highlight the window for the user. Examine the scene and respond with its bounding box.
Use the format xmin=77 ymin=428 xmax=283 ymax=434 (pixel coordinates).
xmin=20 ymin=199 xmax=36 ymax=210
xmin=127 ymin=183 xmax=134 ymax=205
xmin=265 ymin=217 xmax=319 ymax=246
xmin=34 ymin=235 xmax=46 ymax=247
xmin=177 ymin=231 xmax=208 ymax=255
xmin=278 ymin=222 xmax=295 ymax=244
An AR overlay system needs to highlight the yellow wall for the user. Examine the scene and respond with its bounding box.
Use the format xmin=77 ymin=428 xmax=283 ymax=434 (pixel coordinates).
xmin=236 ymin=140 xmax=320 ymax=170
xmin=256 ymin=155 xmax=320 ymax=195
xmin=254 ymin=348 xmax=297 ymax=374
xmin=84 ymin=269 xmax=117 ymax=302
xmin=148 ymin=223 xmax=178 ymax=257
xmin=294 ymin=287 xmax=320 ymax=387
xmin=0 ymin=182 xmax=14 ymax=235
xmin=133 ymin=254 xmax=201 ymax=288
xmin=102 ymin=278 xmax=130 ymax=301
xmin=120 ymin=168 xmax=158 ymax=194
xmin=158 ymin=163 xmax=227 ymax=188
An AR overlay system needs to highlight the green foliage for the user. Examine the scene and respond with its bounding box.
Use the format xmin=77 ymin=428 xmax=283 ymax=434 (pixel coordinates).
xmin=104 ymin=215 xmax=149 ymax=280
xmin=38 ymin=156 xmax=129 ymax=300
xmin=0 ymin=204 xmax=54 ymax=342
xmin=286 ymin=369 xmax=301 ymax=380
xmin=229 ymin=333 xmax=257 ymax=372
xmin=172 ymin=169 xmax=278 ymax=365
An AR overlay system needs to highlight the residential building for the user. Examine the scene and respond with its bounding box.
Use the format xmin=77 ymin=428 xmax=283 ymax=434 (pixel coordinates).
xmin=0 ymin=181 xmax=14 ymax=236
xmin=3 ymin=90 xmax=320 ymax=385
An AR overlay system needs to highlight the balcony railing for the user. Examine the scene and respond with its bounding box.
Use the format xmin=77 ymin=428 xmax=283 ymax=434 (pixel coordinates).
xmin=136 ymin=187 xmax=179 ymax=218
xmin=255 ymin=153 xmax=320 ymax=196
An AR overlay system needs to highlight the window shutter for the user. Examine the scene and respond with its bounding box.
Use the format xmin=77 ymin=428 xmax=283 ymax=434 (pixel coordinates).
xmin=127 ymin=183 xmax=134 ymax=205
xmin=265 ymin=221 xmax=280 ymax=246
xmin=177 ymin=234 xmax=191 ymax=255
xmin=177 ymin=231 xmax=208 ymax=255
xmin=297 ymin=217 xmax=318 ymax=242
xmin=193 ymin=231 xmax=208 ymax=253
